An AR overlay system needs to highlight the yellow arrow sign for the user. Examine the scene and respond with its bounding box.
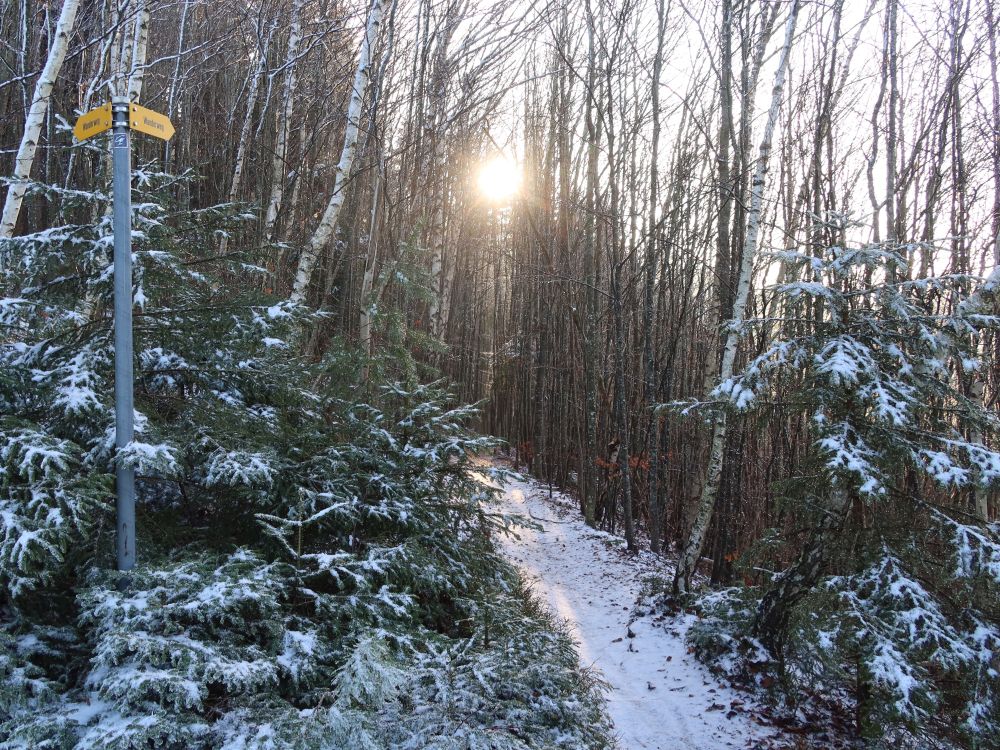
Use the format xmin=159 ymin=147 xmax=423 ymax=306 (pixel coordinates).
xmin=129 ymin=103 xmax=174 ymax=140
xmin=73 ymin=103 xmax=112 ymax=141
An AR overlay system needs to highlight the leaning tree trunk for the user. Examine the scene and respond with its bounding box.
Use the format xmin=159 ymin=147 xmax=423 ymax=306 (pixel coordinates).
xmin=0 ymin=0 xmax=81 ymax=245
xmin=219 ymin=22 xmax=275 ymax=256
xmin=752 ymin=486 xmax=849 ymax=657
xmin=291 ymin=0 xmax=386 ymax=305
xmin=674 ymin=0 xmax=801 ymax=593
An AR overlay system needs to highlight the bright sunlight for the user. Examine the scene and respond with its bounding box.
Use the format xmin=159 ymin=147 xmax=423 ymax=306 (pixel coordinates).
xmin=477 ymin=156 xmax=521 ymax=203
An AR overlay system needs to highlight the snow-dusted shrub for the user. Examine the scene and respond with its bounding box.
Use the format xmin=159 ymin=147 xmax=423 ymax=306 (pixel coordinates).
xmin=0 ymin=174 xmax=610 ymax=748
xmin=684 ymin=231 xmax=1000 ymax=748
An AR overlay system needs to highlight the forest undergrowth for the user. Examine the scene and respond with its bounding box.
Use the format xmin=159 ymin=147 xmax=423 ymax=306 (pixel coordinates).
xmin=0 ymin=174 xmax=612 ymax=749
xmin=638 ymin=241 xmax=1000 ymax=750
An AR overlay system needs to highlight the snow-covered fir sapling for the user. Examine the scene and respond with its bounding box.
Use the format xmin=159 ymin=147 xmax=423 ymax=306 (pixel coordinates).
xmin=684 ymin=228 xmax=1000 ymax=747
xmin=0 ymin=170 xmax=611 ymax=748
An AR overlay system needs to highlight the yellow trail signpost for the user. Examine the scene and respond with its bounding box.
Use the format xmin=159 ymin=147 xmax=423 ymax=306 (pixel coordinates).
xmin=72 ymin=99 xmax=174 ymax=573
xmin=72 ymin=102 xmax=111 ymax=141
xmin=129 ymin=103 xmax=175 ymax=140
xmin=73 ymin=101 xmax=174 ymax=142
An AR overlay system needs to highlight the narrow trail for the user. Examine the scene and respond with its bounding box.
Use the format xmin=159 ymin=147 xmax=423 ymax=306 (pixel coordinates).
xmin=489 ymin=470 xmax=774 ymax=750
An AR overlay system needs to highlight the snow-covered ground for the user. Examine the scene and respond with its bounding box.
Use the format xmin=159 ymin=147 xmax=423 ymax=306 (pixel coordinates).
xmin=490 ymin=471 xmax=775 ymax=750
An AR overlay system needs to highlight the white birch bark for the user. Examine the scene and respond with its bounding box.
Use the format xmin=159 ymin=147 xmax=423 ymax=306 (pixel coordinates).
xmin=358 ymin=158 xmax=383 ymax=377
xmin=359 ymin=0 xmax=398 ymax=372
xmin=0 ymin=0 xmax=82 ymax=244
xmin=164 ymin=0 xmax=192 ymax=169
xmin=114 ymin=2 xmax=138 ymax=96
xmin=263 ymin=0 xmax=305 ymax=242
xmin=229 ymin=27 xmax=274 ymax=204
xmin=286 ymin=133 xmax=309 ymax=235
xmin=290 ymin=0 xmax=386 ymax=305
xmin=109 ymin=14 xmax=125 ymax=96
xmin=79 ymin=0 xmax=154 ymax=317
xmin=63 ymin=3 xmax=120 ymax=192
xmin=675 ymin=0 xmax=801 ymax=593
xmin=18 ymin=0 xmax=29 ymax=112
xmin=126 ymin=0 xmax=151 ymax=101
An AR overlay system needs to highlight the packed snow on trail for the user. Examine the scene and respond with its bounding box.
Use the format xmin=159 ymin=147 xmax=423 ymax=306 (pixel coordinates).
xmin=484 ymin=469 xmax=776 ymax=750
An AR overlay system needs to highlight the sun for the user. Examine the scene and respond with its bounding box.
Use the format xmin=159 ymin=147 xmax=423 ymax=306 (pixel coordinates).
xmin=477 ymin=156 xmax=521 ymax=204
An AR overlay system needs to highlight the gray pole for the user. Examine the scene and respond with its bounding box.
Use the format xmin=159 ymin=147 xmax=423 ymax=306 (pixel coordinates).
xmin=111 ymin=97 xmax=136 ymax=571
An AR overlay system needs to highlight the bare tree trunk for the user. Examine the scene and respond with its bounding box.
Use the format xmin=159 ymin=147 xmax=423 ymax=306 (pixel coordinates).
xmin=164 ymin=0 xmax=191 ymax=169
xmin=219 ymin=21 xmax=275 ymax=255
xmin=17 ymin=0 xmax=29 ymax=113
xmin=986 ymin=0 xmax=1000 ymax=267
xmin=108 ymin=3 xmax=126 ymax=98
xmin=125 ymin=0 xmax=150 ymax=102
xmin=752 ymin=487 xmax=849 ymax=656
xmin=427 ymin=7 xmax=461 ymax=346
xmin=0 ymin=0 xmax=81 ymax=244
xmin=612 ymin=256 xmax=636 ymax=552
xmin=675 ymin=0 xmax=800 ymax=593
xmin=263 ymin=0 xmax=305 ymax=242
xmin=714 ymin=0 xmax=734 ymax=324
xmin=64 ymin=1 xmax=122 ymax=192
xmin=358 ymin=157 xmax=382 ymax=377
xmin=231 ymin=24 xmax=274 ymax=204
xmin=986 ymin=2 xmax=1000 ymax=520
xmin=580 ymin=0 xmax=601 ymax=527
xmin=359 ymin=0 xmax=398 ymax=377
xmin=291 ymin=0 xmax=386 ymax=305
xmin=643 ymin=0 xmax=667 ymax=553
xmin=885 ymin=0 xmax=899 ymax=270
xmin=603 ymin=43 xmax=636 ymax=551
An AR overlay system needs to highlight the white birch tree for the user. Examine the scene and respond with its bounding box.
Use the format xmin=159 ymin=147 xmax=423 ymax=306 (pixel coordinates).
xmin=359 ymin=0 xmax=398 ymax=371
xmin=674 ymin=0 xmax=801 ymax=593
xmin=229 ymin=22 xmax=276 ymax=206
xmin=290 ymin=0 xmax=386 ymax=305
xmin=125 ymin=0 xmax=151 ymax=101
xmin=0 ymin=0 xmax=82 ymax=244
xmin=217 ymin=20 xmax=277 ymax=256
xmin=263 ymin=0 xmax=305 ymax=242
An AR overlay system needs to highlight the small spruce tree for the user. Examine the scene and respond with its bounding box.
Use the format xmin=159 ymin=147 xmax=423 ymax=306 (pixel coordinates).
xmin=0 ymin=171 xmax=611 ymax=749
xmin=686 ymin=231 xmax=1000 ymax=748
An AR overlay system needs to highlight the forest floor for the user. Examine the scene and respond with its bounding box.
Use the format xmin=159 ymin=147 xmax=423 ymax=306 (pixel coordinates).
xmin=482 ymin=464 xmax=782 ymax=750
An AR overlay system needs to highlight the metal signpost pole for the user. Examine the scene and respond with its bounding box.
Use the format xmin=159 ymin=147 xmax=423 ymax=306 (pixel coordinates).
xmin=111 ymin=96 xmax=136 ymax=572
xmin=74 ymin=97 xmax=172 ymax=573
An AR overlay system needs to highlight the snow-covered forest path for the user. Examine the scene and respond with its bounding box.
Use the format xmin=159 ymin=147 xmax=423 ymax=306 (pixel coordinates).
xmin=489 ymin=470 xmax=773 ymax=750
